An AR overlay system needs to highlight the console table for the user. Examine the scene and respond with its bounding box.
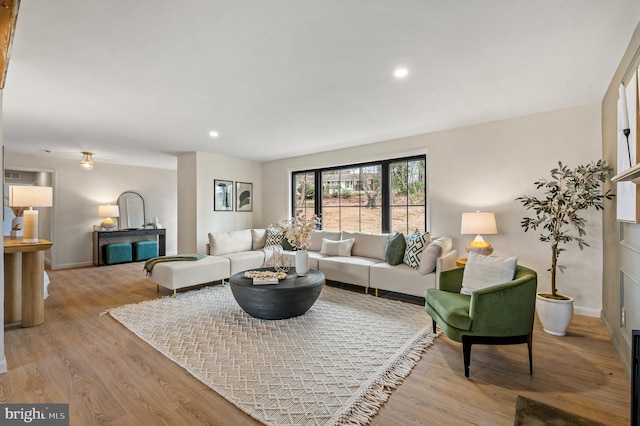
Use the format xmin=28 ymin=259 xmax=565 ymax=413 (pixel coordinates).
xmin=4 ymin=237 xmax=53 ymax=327
xmin=93 ymin=228 xmax=166 ymax=266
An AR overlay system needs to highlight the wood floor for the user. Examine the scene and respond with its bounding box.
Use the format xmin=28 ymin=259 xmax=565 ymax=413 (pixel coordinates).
xmin=0 ymin=262 xmax=630 ymax=425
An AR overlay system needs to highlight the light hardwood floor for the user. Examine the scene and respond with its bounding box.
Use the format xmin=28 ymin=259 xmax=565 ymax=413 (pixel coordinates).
xmin=0 ymin=263 xmax=631 ymax=425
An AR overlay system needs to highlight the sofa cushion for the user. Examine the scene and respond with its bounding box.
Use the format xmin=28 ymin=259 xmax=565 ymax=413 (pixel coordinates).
xmin=418 ymin=242 xmax=442 ymax=275
xmin=320 ymin=238 xmax=355 ymax=256
xmin=460 ymin=252 xmax=518 ymax=295
xmin=308 ymin=230 xmax=342 ymax=252
xmin=220 ymin=251 xmax=266 ymax=275
xmin=265 ymin=228 xmax=284 ymax=247
xmin=426 ymin=288 xmax=472 ymax=331
xmin=342 ymin=231 xmax=389 ymax=261
xmin=252 ymin=228 xmax=267 ymax=250
xmin=384 ymin=232 xmax=406 ymax=266
xmin=403 ymin=230 xmax=430 ymax=269
xmin=281 ymin=250 xmax=326 ymax=270
xmin=370 ymin=262 xmax=437 ymax=297
xmin=208 ymin=229 xmax=253 ymax=256
xmin=319 ymin=256 xmax=380 ymax=287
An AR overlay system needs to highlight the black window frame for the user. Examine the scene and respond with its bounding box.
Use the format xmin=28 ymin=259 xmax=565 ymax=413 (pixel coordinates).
xmin=291 ymin=154 xmax=427 ymax=233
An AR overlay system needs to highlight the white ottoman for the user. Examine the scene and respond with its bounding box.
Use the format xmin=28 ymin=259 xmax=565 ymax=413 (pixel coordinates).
xmin=150 ymin=256 xmax=231 ymax=296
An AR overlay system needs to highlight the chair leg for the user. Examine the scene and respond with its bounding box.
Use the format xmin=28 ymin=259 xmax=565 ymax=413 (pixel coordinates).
xmin=462 ymin=336 xmax=472 ymax=378
xmin=527 ymin=333 xmax=533 ymax=375
xmin=432 ymin=319 xmax=437 ymax=333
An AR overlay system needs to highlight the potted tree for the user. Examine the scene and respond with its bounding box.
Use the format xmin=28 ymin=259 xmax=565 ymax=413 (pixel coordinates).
xmin=516 ymin=160 xmax=614 ymax=336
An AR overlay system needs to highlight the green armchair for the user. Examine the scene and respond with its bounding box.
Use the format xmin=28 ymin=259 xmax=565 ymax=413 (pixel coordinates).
xmin=425 ymin=265 xmax=537 ymax=377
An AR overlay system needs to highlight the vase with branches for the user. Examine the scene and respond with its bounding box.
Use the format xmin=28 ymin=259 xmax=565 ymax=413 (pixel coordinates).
xmin=516 ymin=160 xmax=614 ymax=300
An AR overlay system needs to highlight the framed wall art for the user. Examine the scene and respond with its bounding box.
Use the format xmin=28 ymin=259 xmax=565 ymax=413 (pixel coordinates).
xmin=214 ymin=179 xmax=233 ymax=211
xmin=236 ymin=182 xmax=253 ymax=212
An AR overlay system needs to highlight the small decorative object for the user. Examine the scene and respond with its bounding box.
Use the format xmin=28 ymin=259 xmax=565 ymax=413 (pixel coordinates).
xmin=460 ymin=211 xmax=497 ymax=255
xmin=214 ymin=179 xmax=233 ymax=211
xmin=235 ymin=182 xmax=253 ymax=212
xmin=295 ymin=250 xmax=309 ymax=277
xmin=516 ymin=160 xmax=614 ymax=335
xmin=273 ymin=253 xmax=290 ymax=274
xmin=244 ymin=270 xmax=287 ymax=285
xmin=275 ymin=211 xmax=321 ymax=276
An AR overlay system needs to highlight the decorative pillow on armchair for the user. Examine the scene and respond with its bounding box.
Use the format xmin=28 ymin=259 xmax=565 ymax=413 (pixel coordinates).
xmin=403 ymin=230 xmax=430 ymax=269
xmin=460 ymin=252 xmax=518 ymax=295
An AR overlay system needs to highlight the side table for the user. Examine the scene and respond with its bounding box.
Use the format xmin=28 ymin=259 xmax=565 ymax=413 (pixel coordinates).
xmin=4 ymin=237 xmax=53 ymax=327
xmin=456 ymin=258 xmax=468 ymax=267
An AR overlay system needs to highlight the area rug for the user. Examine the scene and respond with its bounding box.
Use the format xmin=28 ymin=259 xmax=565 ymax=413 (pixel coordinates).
xmin=513 ymin=395 xmax=606 ymax=426
xmin=109 ymin=284 xmax=437 ymax=425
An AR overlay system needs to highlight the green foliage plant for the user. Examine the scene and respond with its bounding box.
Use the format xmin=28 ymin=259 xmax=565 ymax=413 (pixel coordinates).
xmin=516 ymin=160 xmax=614 ymax=300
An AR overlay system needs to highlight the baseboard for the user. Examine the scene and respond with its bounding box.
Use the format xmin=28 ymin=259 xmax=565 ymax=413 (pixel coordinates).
xmin=574 ymin=306 xmax=601 ymax=318
xmin=54 ymin=261 xmax=94 ymax=270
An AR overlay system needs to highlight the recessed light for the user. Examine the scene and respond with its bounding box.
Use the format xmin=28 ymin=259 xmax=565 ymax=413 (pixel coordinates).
xmin=393 ymin=67 xmax=409 ymax=79
xmin=209 ymin=131 xmax=219 ymax=138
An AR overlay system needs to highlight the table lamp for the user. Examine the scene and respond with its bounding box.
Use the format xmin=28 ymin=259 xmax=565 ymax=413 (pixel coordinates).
xmin=9 ymin=186 xmax=53 ymax=243
xmin=461 ymin=211 xmax=497 ymax=255
xmin=98 ymin=205 xmax=120 ymax=231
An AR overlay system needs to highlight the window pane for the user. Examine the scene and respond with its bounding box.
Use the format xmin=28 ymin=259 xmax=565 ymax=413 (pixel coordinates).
xmin=340 ymin=168 xmax=359 ymax=207
xmin=361 ymin=207 xmax=382 ymax=233
xmin=340 ymin=207 xmax=360 ymax=232
xmin=322 ymin=208 xmax=340 ymax=231
xmin=390 ymin=162 xmax=408 ymax=206
xmin=391 ymin=206 xmax=408 ymax=234
xmin=407 ymin=206 xmax=426 ymax=233
xmin=294 ymin=172 xmax=315 ymax=214
xmin=407 ymin=160 xmax=425 ymax=205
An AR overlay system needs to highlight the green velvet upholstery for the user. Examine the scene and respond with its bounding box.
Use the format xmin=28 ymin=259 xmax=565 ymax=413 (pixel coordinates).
xmin=426 ymin=264 xmax=537 ymax=377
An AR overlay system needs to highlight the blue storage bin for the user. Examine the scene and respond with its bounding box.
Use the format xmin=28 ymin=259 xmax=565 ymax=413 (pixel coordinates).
xmin=103 ymin=243 xmax=133 ymax=265
xmin=133 ymin=241 xmax=158 ymax=261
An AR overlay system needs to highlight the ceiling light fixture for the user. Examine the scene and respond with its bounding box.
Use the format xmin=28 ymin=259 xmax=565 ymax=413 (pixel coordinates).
xmin=80 ymin=152 xmax=94 ymax=171
xmin=209 ymin=131 xmax=219 ymax=138
xmin=393 ymin=67 xmax=409 ymax=79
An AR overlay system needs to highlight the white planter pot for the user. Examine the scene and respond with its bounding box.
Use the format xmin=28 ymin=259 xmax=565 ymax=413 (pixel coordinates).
xmin=295 ymin=250 xmax=309 ymax=277
xmin=536 ymin=294 xmax=574 ymax=336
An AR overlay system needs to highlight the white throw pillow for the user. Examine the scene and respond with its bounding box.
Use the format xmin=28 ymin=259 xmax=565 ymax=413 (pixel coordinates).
xmin=418 ymin=242 xmax=442 ymax=275
xmin=320 ymin=238 xmax=355 ymax=257
xmin=460 ymin=252 xmax=518 ymax=295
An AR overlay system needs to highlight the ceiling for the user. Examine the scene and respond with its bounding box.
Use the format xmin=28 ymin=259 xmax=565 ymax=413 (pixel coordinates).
xmin=3 ymin=1 xmax=640 ymax=170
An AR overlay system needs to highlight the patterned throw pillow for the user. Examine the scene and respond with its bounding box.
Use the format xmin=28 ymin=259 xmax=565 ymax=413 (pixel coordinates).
xmin=265 ymin=228 xmax=284 ymax=247
xmin=403 ymin=229 xmax=431 ymax=269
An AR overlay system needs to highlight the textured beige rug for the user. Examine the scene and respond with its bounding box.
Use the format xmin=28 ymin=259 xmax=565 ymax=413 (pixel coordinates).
xmin=109 ymin=284 xmax=438 ymax=425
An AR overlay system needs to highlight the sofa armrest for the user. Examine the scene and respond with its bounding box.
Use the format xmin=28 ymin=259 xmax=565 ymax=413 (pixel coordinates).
xmin=435 ymin=249 xmax=458 ymax=288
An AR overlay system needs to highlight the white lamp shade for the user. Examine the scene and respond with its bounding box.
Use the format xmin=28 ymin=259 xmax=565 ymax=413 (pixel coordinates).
xmin=98 ymin=205 xmax=120 ymax=218
xmin=9 ymin=186 xmax=53 ymax=208
xmin=461 ymin=211 xmax=497 ymax=235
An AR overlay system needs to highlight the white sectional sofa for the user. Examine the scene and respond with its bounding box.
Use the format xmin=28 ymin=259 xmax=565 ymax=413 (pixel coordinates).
xmin=203 ymin=228 xmax=457 ymax=298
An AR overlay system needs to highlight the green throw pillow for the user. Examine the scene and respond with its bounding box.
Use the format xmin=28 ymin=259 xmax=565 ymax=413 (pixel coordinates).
xmin=282 ymin=237 xmax=297 ymax=251
xmin=385 ymin=232 xmax=406 ymax=265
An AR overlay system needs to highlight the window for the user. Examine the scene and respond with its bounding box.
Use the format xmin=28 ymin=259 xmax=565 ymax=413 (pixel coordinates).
xmin=292 ymin=155 xmax=426 ymax=233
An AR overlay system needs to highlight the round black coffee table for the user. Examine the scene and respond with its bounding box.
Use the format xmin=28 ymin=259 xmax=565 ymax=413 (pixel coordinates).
xmin=229 ymin=268 xmax=324 ymax=320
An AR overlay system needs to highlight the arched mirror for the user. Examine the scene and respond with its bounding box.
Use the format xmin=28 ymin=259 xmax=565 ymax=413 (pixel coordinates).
xmin=117 ymin=191 xmax=145 ymax=230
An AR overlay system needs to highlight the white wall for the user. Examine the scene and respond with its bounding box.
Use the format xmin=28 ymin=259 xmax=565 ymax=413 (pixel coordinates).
xmin=5 ymin=152 xmax=178 ymax=269
xmin=262 ymin=104 xmax=604 ymax=315
xmin=177 ymin=152 xmax=262 ymax=254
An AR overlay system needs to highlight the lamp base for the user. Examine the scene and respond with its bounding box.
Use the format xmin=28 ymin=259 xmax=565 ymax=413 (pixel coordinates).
xmin=101 ymin=218 xmax=117 ymax=231
xmin=22 ymin=210 xmax=39 ymax=243
xmin=466 ymin=236 xmax=494 ymax=256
